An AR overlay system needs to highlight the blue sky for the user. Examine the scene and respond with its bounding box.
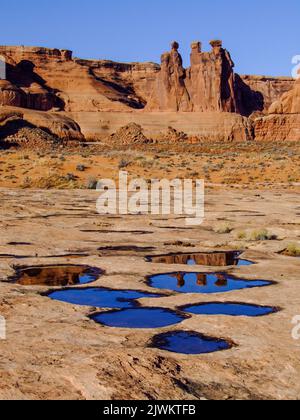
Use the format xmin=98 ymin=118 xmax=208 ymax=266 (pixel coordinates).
xmin=1 ymin=0 xmax=299 ymax=76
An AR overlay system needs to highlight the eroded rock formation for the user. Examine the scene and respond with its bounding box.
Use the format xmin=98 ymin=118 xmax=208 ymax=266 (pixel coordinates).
xmin=253 ymin=75 xmax=300 ymax=141
xmin=187 ymin=40 xmax=237 ymax=112
xmin=0 ymin=106 xmax=84 ymax=141
xmin=108 ymin=122 xmax=151 ymax=144
xmin=146 ymin=42 xmax=192 ymax=111
xmin=236 ymin=75 xmax=294 ymax=116
xmin=0 ymin=43 xmax=297 ymax=142
xmin=146 ymin=40 xmax=237 ymax=112
xmin=0 ymin=44 xmax=294 ymax=116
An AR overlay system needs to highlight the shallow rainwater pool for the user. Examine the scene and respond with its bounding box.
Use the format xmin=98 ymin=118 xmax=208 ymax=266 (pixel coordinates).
xmin=91 ymin=308 xmax=188 ymax=329
xmin=147 ymin=272 xmax=273 ymax=294
xmin=146 ymin=251 xmax=254 ymax=267
xmin=150 ymin=331 xmax=231 ymax=355
xmin=181 ymin=302 xmax=278 ymax=317
xmin=48 ymin=288 xmax=163 ymax=309
xmin=11 ymin=265 xmax=103 ymax=286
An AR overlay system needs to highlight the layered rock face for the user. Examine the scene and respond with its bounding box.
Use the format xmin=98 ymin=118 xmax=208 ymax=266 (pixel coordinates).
xmin=0 ymin=48 xmax=63 ymax=110
xmin=0 ymin=46 xmax=159 ymax=113
xmin=254 ymin=76 xmax=300 ymax=141
xmin=0 ymin=106 xmax=84 ymax=141
xmin=237 ymin=75 xmax=294 ymax=116
xmin=0 ymin=44 xmax=297 ymax=142
xmin=0 ymin=44 xmax=293 ymax=115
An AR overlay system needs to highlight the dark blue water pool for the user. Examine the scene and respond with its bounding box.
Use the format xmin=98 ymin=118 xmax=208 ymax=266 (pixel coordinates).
xmin=147 ymin=272 xmax=273 ymax=294
xmin=91 ymin=308 xmax=188 ymax=329
xmin=181 ymin=302 xmax=278 ymax=317
xmin=151 ymin=331 xmax=231 ymax=355
xmin=77 ymin=269 xmax=102 ymax=285
xmin=48 ymin=288 xmax=163 ymax=309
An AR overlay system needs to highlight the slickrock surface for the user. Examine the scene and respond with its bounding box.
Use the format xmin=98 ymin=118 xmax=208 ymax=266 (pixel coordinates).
xmin=0 ymin=188 xmax=299 ymax=400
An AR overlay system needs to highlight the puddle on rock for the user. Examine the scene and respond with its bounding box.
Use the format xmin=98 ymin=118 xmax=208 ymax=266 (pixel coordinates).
xmin=11 ymin=265 xmax=103 ymax=286
xmin=150 ymin=331 xmax=232 ymax=355
xmin=181 ymin=302 xmax=278 ymax=317
xmin=147 ymin=272 xmax=273 ymax=294
xmin=91 ymin=308 xmax=188 ymax=329
xmin=48 ymin=288 xmax=163 ymax=309
xmin=146 ymin=251 xmax=254 ymax=267
xmin=99 ymin=245 xmax=155 ymax=255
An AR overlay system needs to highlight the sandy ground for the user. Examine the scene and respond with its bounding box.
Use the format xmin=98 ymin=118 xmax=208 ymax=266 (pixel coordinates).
xmin=0 ymin=187 xmax=300 ymax=400
xmin=0 ymin=141 xmax=299 ymax=189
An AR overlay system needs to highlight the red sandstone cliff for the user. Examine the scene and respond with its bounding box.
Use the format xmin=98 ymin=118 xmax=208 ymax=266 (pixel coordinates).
xmin=0 ymin=44 xmax=298 ymax=141
xmin=0 ymin=44 xmax=294 ymax=115
xmin=254 ymin=76 xmax=300 ymax=141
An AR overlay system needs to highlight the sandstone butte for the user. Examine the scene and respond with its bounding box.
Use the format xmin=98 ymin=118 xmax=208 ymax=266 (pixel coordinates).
xmin=0 ymin=41 xmax=298 ymax=142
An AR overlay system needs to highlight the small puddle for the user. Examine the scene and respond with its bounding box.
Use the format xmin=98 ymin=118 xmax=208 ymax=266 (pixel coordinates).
xmin=181 ymin=302 xmax=279 ymax=317
xmin=48 ymin=288 xmax=163 ymax=309
xmin=91 ymin=308 xmax=188 ymax=329
xmin=146 ymin=251 xmax=254 ymax=267
xmin=10 ymin=265 xmax=103 ymax=286
xmin=150 ymin=331 xmax=232 ymax=355
xmin=99 ymin=246 xmax=155 ymax=252
xmin=147 ymin=272 xmax=273 ymax=294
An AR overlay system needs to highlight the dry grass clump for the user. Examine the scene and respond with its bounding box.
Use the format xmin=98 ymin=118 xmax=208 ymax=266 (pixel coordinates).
xmin=236 ymin=231 xmax=247 ymax=240
xmin=21 ymin=174 xmax=79 ymax=189
xmin=249 ymin=229 xmax=277 ymax=241
xmin=214 ymin=223 xmax=233 ymax=234
xmin=235 ymin=229 xmax=278 ymax=241
xmin=282 ymin=243 xmax=300 ymax=257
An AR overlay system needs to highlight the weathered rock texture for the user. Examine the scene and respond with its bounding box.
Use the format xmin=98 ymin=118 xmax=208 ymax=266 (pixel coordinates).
xmin=254 ymin=77 xmax=300 ymax=141
xmin=108 ymin=122 xmax=151 ymax=144
xmin=187 ymin=40 xmax=236 ymax=112
xmin=146 ymin=42 xmax=192 ymax=112
xmin=236 ymin=75 xmax=294 ymax=116
xmin=0 ymin=44 xmax=297 ymax=142
xmin=69 ymin=111 xmax=253 ymax=142
xmin=147 ymin=40 xmax=237 ymax=112
xmin=0 ymin=46 xmax=160 ymax=113
xmin=0 ymin=106 xmax=84 ymax=141
xmin=0 ymin=44 xmax=294 ymax=116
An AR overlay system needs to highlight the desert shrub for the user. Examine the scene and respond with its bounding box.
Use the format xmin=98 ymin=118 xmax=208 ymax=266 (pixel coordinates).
xmin=283 ymin=243 xmax=300 ymax=257
xmin=236 ymin=231 xmax=247 ymax=240
xmin=76 ymin=164 xmax=86 ymax=172
xmin=118 ymin=158 xmax=132 ymax=169
xmin=86 ymin=176 xmax=98 ymax=190
xmin=65 ymin=173 xmax=77 ymax=182
xmin=250 ymin=229 xmax=277 ymax=241
xmin=21 ymin=176 xmax=33 ymax=188
xmin=214 ymin=223 xmax=233 ymax=234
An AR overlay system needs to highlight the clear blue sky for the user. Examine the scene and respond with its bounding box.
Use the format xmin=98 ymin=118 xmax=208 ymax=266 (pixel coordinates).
xmin=1 ymin=0 xmax=299 ymax=76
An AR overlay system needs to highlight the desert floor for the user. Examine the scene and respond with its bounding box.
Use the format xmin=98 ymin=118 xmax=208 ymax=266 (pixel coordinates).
xmin=0 ymin=141 xmax=299 ymax=189
xmin=0 ymin=185 xmax=300 ymax=400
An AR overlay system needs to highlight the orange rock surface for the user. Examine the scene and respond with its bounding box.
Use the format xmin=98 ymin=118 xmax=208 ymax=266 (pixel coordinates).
xmin=0 ymin=44 xmax=298 ymax=141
